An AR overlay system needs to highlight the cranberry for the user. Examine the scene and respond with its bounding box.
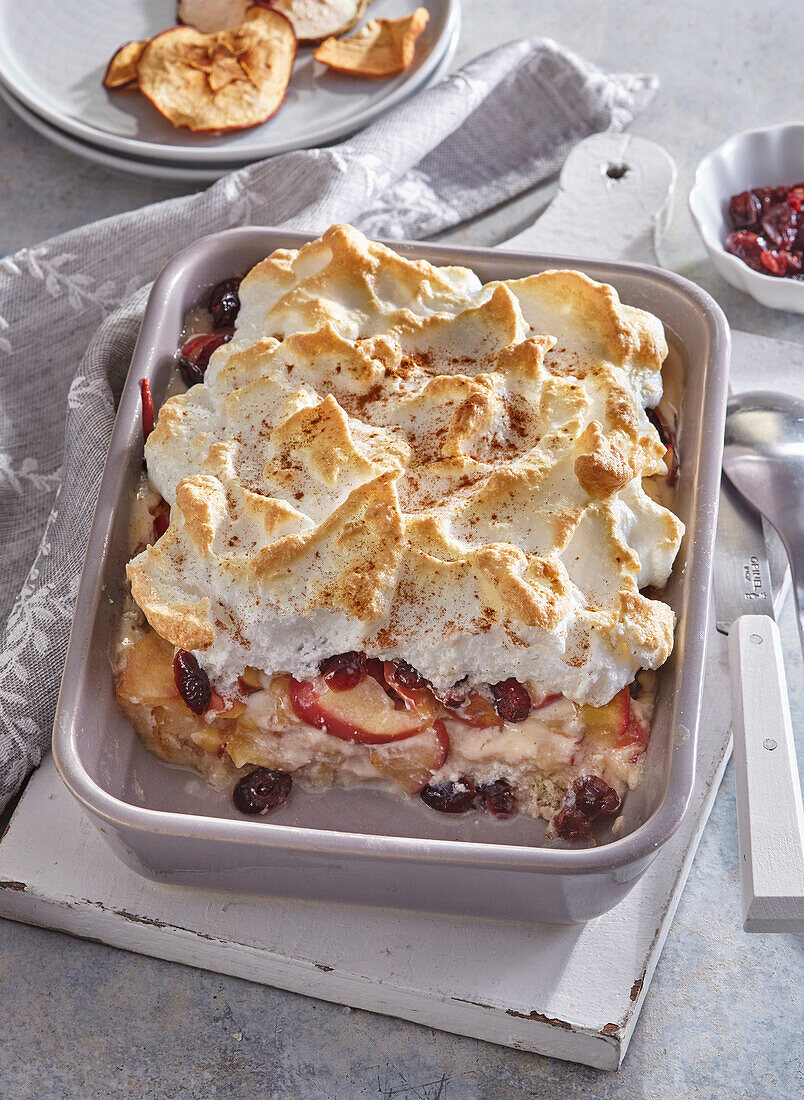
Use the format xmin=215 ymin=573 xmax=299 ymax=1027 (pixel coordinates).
xmin=420 ymin=776 xmax=477 ymax=813
xmin=490 ymin=678 xmax=531 ymax=722
xmin=178 ymin=332 xmax=232 ymax=386
xmin=725 ymin=182 xmax=804 ymax=281
xmin=140 ymin=378 xmax=154 ymax=441
xmin=646 ymin=406 xmax=679 ymax=486
xmin=760 ymin=249 xmax=801 ymax=277
xmin=761 ymin=202 xmax=798 ymax=248
xmin=233 ymin=767 xmax=292 ymax=815
xmin=392 ymin=660 xmax=429 ymax=691
xmin=153 ymin=510 xmax=169 ymax=540
xmin=477 ymin=778 xmax=518 ymax=818
xmin=442 ymin=689 xmax=468 ymax=709
xmin=319 ymin=651 xmax=366 ymax=691
xmin=554 ymin=775 xmax=620 ymax=839
xmin=208 ymin=277 xmax=241 ymax=329
xmin=173 ymin=649 xmax=212 ymax=714
xmin=753 ymin=185 xmax=789 ymax=214
xmin=724 ymin=230 xmax=768 ymax=272
xmin=729 ymin=190 xmax=761 ymax=229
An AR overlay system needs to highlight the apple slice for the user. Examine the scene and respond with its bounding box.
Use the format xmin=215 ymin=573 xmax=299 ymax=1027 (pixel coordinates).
xmin=103 ymin=40 xmax=147 ymax=89
xmin=208 ymin=690 xmax=246 ymax=720
xmin=178 ymin=0 xmax=251 ymax=33
xmin=117 ymin=630 xmax=179 ymax=704
xmin=533 ymin=692 xmax=562 ymax=710
xmin=288 ymin=675 xmax=430 ymax=744
xmin=579 ymin=687 xmax=632 ymax=747
xmin=313 ymin=8 xmax=429 ymax=77
xmin=444 ymin=691 xmax=503 ymax=729
xmin=271 ymin=0 xmax=373 ymax=46
xmin=137 ymin=7 xmax=297 ymax=134
xmin=370 ymin=720 xmax=450 ymax=794
xmin=383 ymin=660 xmax=433 ymax=709
xmin=178 ymin=332 xmax=232 ymax=386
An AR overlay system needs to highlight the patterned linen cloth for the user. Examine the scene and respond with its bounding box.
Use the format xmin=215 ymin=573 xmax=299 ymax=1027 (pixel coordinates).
xmin=0 ymin=39 xmax=657 ymax=812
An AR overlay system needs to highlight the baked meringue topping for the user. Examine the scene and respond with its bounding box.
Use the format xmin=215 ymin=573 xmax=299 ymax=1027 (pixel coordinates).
xmin=128 ymin=225 xmax=683 ymax=707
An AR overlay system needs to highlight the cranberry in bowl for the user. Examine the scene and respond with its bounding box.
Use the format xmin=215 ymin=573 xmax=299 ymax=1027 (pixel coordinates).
xmin=689 ymin=122 xmax=804 ymax=314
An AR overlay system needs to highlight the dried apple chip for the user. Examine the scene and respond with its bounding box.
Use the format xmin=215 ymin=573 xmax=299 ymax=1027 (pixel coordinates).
xmin=270 ymin=0 xmax=373 ymax=46
xmin=103 ymin=40 xmax=148 ymax=89
xmin=177 ymin=0 xmax=251 ymax=34
xmin=136 ymin=7 xmax=296 ymax=132
xmin=313 ymin=8 xmax=429 ymax=77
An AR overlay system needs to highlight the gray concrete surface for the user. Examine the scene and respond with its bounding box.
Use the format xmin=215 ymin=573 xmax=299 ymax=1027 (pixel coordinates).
xmin=1 ymin=1 xmax=803 ymax=1097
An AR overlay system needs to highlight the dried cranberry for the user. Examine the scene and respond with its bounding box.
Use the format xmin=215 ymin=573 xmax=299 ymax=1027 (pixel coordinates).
xmin=442 ymin=689 xmax=468 ymax=709
xmin=761 ymin=202 xmax=798 ymax=248
xmin=729 ymin=190 xmax=761 ymax=229
xmin=760 ymin=249 xmax=801 ymax=277
xmin=173 ymin=649 xmax=212 ymax=714
xmin=319 ymin=651 xmax=366 ymax=691
xmin=208 ymin=277 xmax=241 ymax=329
xmin=140 ymin=378 xmax=154 ymax=441
xmin=178 ymin=332 xmax=232 ymax=386
xmin=724 ymin=230 xmax=767 ymax=272
xmin=490 ymin=678 xmax=531 ymax=722
xmin=153 ymin=510 xmax=169 ymax=540
xmin=233 ymin=767 xmax=292 ymax=815
xmin=392 ymin=660 xmax=429 ymax=691
xmin=420 ymin=776 xmax=477 ymax=813
xmin=554 ymin=775 xmax=620 ymax=839
xmin=753 ymin=185 xmax=789 ymax=214
xmin=477 ymin=778 xmax=518 ymax=818
xmin=646 ymin=406 xmax=679 ymax=486
xmin=787 ymin=186 xmax=804 ymax=213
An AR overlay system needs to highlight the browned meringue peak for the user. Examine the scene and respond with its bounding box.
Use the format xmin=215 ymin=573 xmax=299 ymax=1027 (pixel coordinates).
xmin=128 ymin=226 xmax=684 ymax=704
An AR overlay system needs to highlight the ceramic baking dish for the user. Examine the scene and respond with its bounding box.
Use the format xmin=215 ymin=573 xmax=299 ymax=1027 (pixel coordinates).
xmin=52 ymin=228 xmax=730 ymax=923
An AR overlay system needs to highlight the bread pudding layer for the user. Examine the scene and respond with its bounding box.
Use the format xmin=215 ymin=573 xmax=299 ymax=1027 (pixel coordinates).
xmin=115 ymin=624 xmax=654 ymax=826
xmin=127 ymin=225 xmax=683 ymax=708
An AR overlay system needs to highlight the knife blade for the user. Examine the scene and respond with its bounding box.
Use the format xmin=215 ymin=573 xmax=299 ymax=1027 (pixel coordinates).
xmin=715 ymin=474 xmax=804 ymax=933
xmin=714 ymin=476 xmax=775 ymax=633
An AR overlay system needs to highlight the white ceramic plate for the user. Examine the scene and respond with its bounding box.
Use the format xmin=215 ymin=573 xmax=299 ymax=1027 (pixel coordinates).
xmin=0 ymin=26 xmax=457 ymax=182
xmin=0 ymin=0 xmax=459 ymax=165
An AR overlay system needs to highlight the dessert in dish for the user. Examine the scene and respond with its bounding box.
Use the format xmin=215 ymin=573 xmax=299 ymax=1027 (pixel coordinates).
xmin=115 ymin=225 xmax=684 ymax=838
xmin=725 ymin=180 xmax=804 ymax=280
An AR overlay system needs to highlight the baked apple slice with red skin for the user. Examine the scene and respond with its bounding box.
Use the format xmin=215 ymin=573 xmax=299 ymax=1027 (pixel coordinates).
xmin=443 ymin=690 xmax=503 ymax=729
xmin=383 ymin=660 xmax=434 ymax=709
xmin=178 ymin=332 xmax=232 ymax=386
xmin=580 ymin=686 xmax=630 ymax=738
xmin=370 ymin=720 xmax=450 ymax=794
xmin=288 ymin=675 xmax=432 ymax=744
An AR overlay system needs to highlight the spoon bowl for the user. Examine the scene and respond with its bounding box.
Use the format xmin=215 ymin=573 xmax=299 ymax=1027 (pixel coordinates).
xmin=723 ymin=390 xmax=804 ymax=651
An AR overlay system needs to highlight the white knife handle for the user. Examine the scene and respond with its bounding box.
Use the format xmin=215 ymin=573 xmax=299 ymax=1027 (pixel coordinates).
xmin=729 ymin=615 xmax=804 ymax=932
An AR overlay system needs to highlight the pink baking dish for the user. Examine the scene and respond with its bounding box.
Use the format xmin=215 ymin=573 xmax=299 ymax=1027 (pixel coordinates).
xmin=52 ymin=228 xmax=730 ymax=923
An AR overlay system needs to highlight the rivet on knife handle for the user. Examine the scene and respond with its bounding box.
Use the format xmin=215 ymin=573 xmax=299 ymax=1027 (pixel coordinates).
xmin=729 ymin=615 xmax=804 ymax=933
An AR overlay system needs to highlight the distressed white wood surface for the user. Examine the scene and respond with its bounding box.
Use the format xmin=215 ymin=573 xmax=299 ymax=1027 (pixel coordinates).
xmin=0 ymin=137 xmax=799 ymax=1071
xmin=730 ymin=616 xmax=804 ymax=932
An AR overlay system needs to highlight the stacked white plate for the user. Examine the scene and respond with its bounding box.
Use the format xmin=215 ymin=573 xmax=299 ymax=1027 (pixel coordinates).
xmin=0 ymin=0 xmax=460 ymax=180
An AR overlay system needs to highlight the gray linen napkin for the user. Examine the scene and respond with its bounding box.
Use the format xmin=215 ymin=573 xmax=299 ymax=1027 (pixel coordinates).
xmin=0 ymin=38 xmax=657 ymax=812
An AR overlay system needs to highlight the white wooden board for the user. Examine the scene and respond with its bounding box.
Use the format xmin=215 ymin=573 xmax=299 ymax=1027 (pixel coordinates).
xmin=1 ymin=136 xmax=801 ymax=1070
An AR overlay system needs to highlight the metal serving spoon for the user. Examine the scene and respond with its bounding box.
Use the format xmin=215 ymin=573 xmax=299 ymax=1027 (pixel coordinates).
xmin=724 ymin=390 xmax=804 ymax=651
xmin=722 ymin=389 xmax=804 ymax=932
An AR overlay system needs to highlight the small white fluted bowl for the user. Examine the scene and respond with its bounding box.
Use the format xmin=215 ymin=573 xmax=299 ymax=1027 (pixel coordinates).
xmin=689 ymin=122 xmax=804 ymax=314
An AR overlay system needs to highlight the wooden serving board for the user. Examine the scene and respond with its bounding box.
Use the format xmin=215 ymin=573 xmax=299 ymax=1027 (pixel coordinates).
xmin=1 ymin=135 xmax=799 ymax=1070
